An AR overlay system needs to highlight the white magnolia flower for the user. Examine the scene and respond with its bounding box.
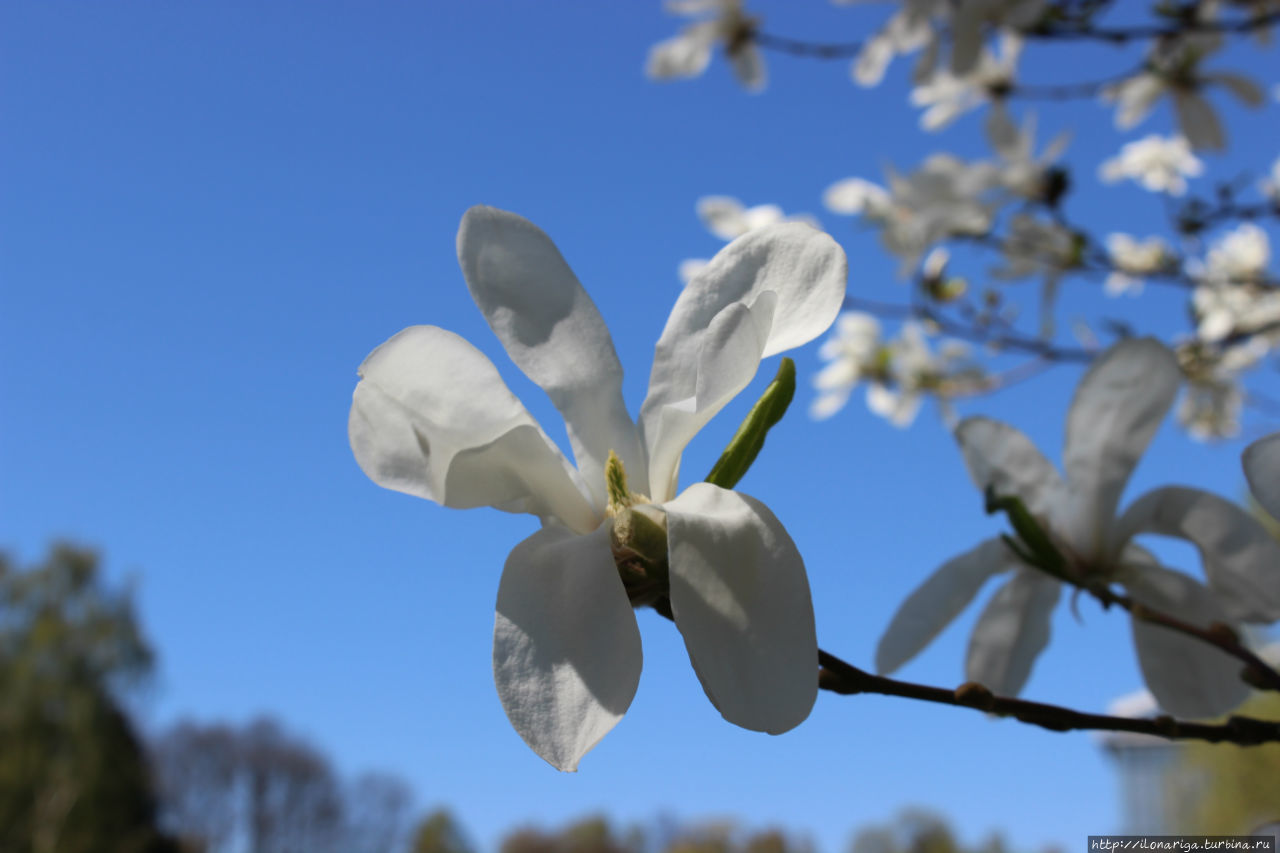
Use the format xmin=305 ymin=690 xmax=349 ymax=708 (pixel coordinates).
xmin=1175 ymin=336 xmax=1266 ymax=441
xmin=852 ymin=5 xmax=936 ymax=87
xmin=827 ymin=156 xmax=996 ymax=272
xmin=647 ymin=0 xmax=765 ymax=92
xmin=1101 ymin=33 xmax=1263 ymax=150
xmin=680 ymin=196 xmax=820 ymax=283
xmin=1192 ymin=225 xmax=1279 ymax=341
xmin=947 ymin=2 xmax=1045 ymax=74
xmin=876 ymin=339 xmax=1280 ymax=717
xmin=909 ymin=32 xmax=1022 ymax=130
xmin=823 ymin=177 xmax=893 ymax=218
xmin=993 ymin=214 xmax=1078 ymax=282
xmin=350 ymin=206 xmax=846 ymax=770
xmin=810 ymin=311 xmax=885 ymax=420
xmin=1099 ymin=135 xmax=1204 ymax=196
xmin=985 ymin=106 xmax=1070 ymax=202
xmin=1105 ymin=234 xmax=1171 ymax=296
xmin=870 ymin=322 xmax=973 ymax=427
xmin=1204 ymin=222 xmax=1271 ymax=284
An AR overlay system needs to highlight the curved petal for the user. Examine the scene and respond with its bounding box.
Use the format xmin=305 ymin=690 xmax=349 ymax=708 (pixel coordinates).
xmin=643 ymin=294 xmax=775 ymax=502
xmin=641 ymin=223 xmax=846 ymax=460
xmin=1118 ymin=558 xmax=1250 ymax=719
xmin=349 ymin=326 xmax=598 ymax=533
xmin=965 ymin=569 xmax=1061 ymax=696
xmin=645 ymin=25 xmax=715 ymax=81
xmin=1243 ymin=432 xmax=1280 ymax=522
xmin=955 ymin=417 xmax=1064 ymax=520
xmin=876 ymin=538 xmax=1018 ymax=675
xmin=493 ymin=525 xmax=642 ymax=771
xmin=457 ymin=206 xmax=644 ymax=509
xmin=1173 ymin=91 xmax=1224 ymax=152
xmin=1111 ymin=486 xmax=1280 ymax=622
xmin=1058 ymin=338 xmax=1180 ymax=560
xmin=729 ymin=44 xmax=766 ymax=92
xmin=664 ymin=483 xmax=818 ymax=734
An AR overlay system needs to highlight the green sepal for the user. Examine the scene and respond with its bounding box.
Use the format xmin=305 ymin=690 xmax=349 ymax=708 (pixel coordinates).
xmin=985 ymin=486 xmax=1069 ymax=580
xmin=705 ymin=358 xmax=796 ymax=490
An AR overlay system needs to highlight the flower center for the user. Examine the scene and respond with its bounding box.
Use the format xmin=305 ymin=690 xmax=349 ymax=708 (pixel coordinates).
xmin=603 ymin=450 xmax=667 ymax=607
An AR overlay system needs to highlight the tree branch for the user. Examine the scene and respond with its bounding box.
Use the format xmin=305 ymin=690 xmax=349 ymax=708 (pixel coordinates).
xmin=648 ymin=597 xmax=1280 ymax=746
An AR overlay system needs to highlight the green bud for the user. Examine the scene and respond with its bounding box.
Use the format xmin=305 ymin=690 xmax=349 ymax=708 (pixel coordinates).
xmin=705 ymin=357 xmax=796 ymax=490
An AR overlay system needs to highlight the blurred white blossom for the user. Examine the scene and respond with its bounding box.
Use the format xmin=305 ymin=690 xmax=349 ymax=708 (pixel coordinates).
xmin=1101 ymin=33 xmax=1263 ymax=150
xmin=647 ymin=0 xmax=765 ymax=91
xmin=826 ymin=156 xmax=996 ymax=271
xmin=1105 ymin=234 xmax=1171 ymax=296
xmin=1192 ymin=225 xmax=1280 ymax=342
xmin=1099 ymin=134 xmax=1204 ymax=196
xmin=877 ymin=339 xmax=1280 ymax=716
xmin=910 ymin=32 xmax=1021 ymax=130
xmin=813 ymin=315 xmax=976 ymax=426
xmin=985 ymin=106 xmax=1070 ymax=202
xmin=811 ymin=311 xmax=886 ymax=420
xmin=1176 ymin=338 xmax=1267 ymax=439
xmin=1204 ymin=222 xmax=1271 ymax=284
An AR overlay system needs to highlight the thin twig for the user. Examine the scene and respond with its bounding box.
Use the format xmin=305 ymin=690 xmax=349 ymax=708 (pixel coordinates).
xmin=1087 ymin=583 xmax=1280 ymax=694
xmin=751 ymin=31 xmax=862 ymax=59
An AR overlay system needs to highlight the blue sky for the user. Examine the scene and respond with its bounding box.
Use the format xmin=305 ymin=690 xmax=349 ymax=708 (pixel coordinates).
xmin=2 ymin=2 xmax=1278 ymax=850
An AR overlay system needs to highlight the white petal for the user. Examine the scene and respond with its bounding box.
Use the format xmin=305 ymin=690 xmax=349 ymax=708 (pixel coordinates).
xmin=965 ymin=569 xmax=1061 ymax=696
xmin=457 ymin=206 xmax=644 ymax=508
xmin=1112 ymin=486 xmax=1280 ymax=622
xmin=698 ymin=196 xmax=748 ymax=241
xmin=876 ymin=538 xmax=1017 ymax=675
xmin=493 ymin=525 xmax=642 ymax=772
xmin=644 ymin=293 xmax=775 ymax=502
xmin=955 ymin=417 xmax=1064 ymax=520
xmin=646 ymin=27 xmax=714 ymax=80
xmin=1243 ymin=432 xmax=1280 ymax=521
xmin=1058 ymin=339 xmax=1180 ymax=559
xmin=854 ymin=34 xmax=894 ymax=87
xmin=730 ymin=44 xmax=767 ymax=92
xmin=1207 ymin=72 xmax=1265 ymax=107
xmin=823 ymin=178 xmax=889 ymax=216
xmin=640 ymin=223 xmax=847 ymax=497
xmin=664 ymin=483 xmax=818 ymax=734
xmin=984 ymin=104 xmax=1020 ymax=159
xmin=1173 ymin=92 xmax=1225 ymax=151
xmin=679 ymin=258 xmax=710 ymax=284
xmin=1119 ymin=560 xmax=1250 ymax=719
xmin=349 ymin=326 xmax=598 ymax=533
xmin=809 ymin=389 xmax=851 ymax=420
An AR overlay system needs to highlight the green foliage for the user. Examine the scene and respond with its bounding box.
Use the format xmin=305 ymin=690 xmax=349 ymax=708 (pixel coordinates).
xmin=1169 ymin=692 xmax=1280 ymax=834
xmin=0 ymin=544 xmax=178 ymax=853
xmin=411 ymin=808 xmax=477 ymax=853
xmin=851 ymin=810 xmax=1009 ymax=853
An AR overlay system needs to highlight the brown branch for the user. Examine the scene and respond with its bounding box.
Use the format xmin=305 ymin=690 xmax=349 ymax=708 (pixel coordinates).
xmin=751 ymin=31 xmax=862 ymax=59
xmin=648 ymin=597 xmax=1280 ymax=746
xmin=1087 ymin=584 xmax=1280 ymax=694
xmin=816 ymin=648 xmax=1280 ymax=745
